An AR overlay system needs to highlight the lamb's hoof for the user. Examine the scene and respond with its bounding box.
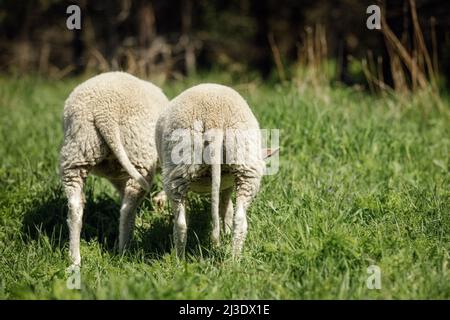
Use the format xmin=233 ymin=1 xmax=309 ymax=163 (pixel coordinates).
xmin=224 ymin=224 xmax=232 ymax=236
xmin=211 ymin=235 xmax=221 ymax=248
xmin=69 ymin=256 xmax=81 ymax=267
xmin=153 ymin=191 xmax=167 ymax=208
xmin=66 ymin=263 xmax=81 ymax=290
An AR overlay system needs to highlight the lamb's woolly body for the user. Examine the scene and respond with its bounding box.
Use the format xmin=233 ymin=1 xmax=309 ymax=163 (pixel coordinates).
xmin=60 ymin=71 xmax=168 ymax=266
xmin=156 ymin=84 xmax=264 ymax=190
xmin=156 ymin=83 xmax=265 ymax=258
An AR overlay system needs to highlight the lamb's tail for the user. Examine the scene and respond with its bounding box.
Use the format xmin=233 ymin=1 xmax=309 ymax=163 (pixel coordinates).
xmin=211 ymin=162 xmax=221 ymax=214
xmin=210 ymin=131 xmax=223 ymax=240
xmin=96 ymin=121 xmax=150 ymax=191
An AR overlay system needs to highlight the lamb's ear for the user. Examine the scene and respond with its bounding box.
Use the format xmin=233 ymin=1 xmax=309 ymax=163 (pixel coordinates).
xmin=262 ymin=147 xmax=279 ymax=160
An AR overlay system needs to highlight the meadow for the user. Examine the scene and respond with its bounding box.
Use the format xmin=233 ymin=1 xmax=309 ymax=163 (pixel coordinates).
xmin=0 ymin=73 xmax=448 ymax=299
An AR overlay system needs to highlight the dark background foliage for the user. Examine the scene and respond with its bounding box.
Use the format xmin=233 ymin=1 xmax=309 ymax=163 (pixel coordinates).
xmin=0 ymin=0 xmax=449 ymax=87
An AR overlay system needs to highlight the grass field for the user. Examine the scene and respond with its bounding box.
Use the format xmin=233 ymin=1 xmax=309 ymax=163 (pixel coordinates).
xmin=0 ymin=73 xmax=449 ymax=299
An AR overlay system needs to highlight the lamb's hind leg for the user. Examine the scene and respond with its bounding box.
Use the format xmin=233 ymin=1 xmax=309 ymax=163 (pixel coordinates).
xmin=118 ymin=178 xmax=147 ymax=253
xmin=220 ymin=187 xmax=234 ymax=235
xmin=232 ymin=174 xmax=261 ymax=258
xmin=62 ymin=168 xmax=87 ymax=266
xmin=153 ymin=190 xmax=167 ymax=208
xmin=171 ymin=197 xmax=187 ymax=259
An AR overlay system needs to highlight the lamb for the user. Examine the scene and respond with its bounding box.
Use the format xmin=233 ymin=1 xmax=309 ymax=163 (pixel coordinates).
xmin=156 ymin=83 xmax=270 ymax=258
xmin=59 ymin=71 xmax=168 ymax=266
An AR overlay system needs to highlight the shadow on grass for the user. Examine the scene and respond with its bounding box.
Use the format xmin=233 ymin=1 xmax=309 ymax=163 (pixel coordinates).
xmin=136 ymin=197 xmax=215 ymax=260
xmin=21 ymin=185 xmax=215 ymax=260
xmin=21 ymin=185 xmax=121 ymax=252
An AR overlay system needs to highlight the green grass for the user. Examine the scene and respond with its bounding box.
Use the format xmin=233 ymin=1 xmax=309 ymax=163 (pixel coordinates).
xmin=0 ymin=73 xmax=449 ymax=299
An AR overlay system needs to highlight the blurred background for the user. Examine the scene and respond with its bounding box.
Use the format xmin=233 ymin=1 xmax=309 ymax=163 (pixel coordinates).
xmin=0 ymin=0 xmax=449 ymax=92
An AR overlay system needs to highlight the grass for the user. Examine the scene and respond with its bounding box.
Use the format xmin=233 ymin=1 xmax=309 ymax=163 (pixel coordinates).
xmin=0 ymin=73 xmax=449 ymax=299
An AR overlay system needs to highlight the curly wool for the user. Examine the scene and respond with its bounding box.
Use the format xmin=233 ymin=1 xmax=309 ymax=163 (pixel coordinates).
xmin=156 ymin=83 xmax=264 ymax=189
xmin=60 ymin=71 xmax=168 ymax=186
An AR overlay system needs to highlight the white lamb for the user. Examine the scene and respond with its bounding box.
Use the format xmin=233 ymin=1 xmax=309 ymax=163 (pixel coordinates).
xmin=60 ymin=71 xmax=168 ymax=266
xmin=156 ymin=83 xmax=271 ymax=258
